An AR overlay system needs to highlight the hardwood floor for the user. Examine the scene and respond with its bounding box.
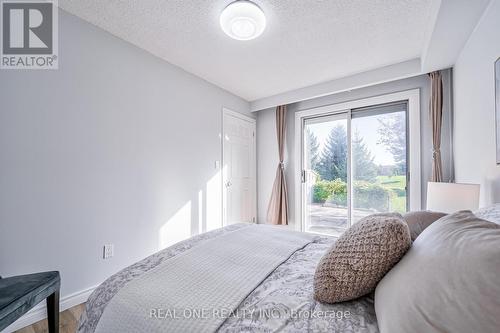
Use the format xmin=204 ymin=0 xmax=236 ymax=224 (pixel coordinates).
xmin=15 ymin=304 xmax=85 ymax=333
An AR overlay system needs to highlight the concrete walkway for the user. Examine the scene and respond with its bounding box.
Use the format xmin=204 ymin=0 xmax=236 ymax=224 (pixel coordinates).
xmin=306 ymin=204 xmax=373 ymax=237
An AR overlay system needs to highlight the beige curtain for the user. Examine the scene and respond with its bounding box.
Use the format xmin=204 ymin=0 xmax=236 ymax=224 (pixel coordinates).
xmin=267 ymin=105 xmax=289 ymax=225
xmin=429 ymin=71 xmax=443 ymax=182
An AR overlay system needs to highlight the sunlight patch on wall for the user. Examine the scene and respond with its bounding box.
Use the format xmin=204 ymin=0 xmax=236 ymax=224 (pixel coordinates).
xmin=159 ymin=201 xmax=192 ymax=248
xmin=206 ymin=168 xmax=223 ymax=231
xmin=198 ymin=190 xmax=204 ymax=233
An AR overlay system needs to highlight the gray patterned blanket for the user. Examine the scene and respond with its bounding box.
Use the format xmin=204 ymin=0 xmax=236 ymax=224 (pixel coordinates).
xmin=78 ymin=224 xmax=378 ymax=333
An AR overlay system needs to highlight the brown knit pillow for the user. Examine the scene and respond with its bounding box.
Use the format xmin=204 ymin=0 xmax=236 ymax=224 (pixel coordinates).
xmin=314 ymin=213 xmax=411 ymax=303
xmin=403 ymin=211 xmax=447 ymax=241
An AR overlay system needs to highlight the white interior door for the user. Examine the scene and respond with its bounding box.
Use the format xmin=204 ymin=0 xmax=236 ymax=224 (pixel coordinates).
xmin=222 ymin=109 xmax=256 ymax=225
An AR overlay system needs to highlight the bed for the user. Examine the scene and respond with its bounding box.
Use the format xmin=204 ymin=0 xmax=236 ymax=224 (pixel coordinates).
xmin=77 ymin=205 xmax=500 ymax=333
xmin=78 ymin=224 xmax=377 ymax=333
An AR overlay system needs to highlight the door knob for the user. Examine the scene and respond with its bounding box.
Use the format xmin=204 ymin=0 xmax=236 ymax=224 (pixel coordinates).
xmin=225 ymin=181 xmax=232 ymax=187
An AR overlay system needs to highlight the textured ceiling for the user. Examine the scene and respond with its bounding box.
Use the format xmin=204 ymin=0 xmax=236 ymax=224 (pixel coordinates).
xmin=58 ymin=0 xmax=437 ymax=101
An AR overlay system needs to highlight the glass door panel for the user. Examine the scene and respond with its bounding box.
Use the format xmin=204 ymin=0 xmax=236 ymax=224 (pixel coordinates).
xmin=303 ymin=114 xmax=349 ymax=236
xmin=350 ymin=103 xmax=408 ymax=223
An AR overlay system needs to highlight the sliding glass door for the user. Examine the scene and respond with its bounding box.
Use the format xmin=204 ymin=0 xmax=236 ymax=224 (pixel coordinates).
xmin=303 ymin=114 xmax=349 ymax=235
xmin=350 ymin=102 xmax=408 ymax=223
xmin=302 ymin=102 xmax=409 ymax=236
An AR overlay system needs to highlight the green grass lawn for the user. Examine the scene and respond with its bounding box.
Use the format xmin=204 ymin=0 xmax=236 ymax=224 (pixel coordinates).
xmin=376 ymin=175 xmax=407 ymax=213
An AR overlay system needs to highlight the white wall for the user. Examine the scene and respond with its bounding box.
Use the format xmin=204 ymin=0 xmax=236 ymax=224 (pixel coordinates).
xmin=0 ymin=9 xmax=250 ymax=300
xmin=257 ymin=72 xmax=453 ymax=228
xmin=453 ymin=0 xmax=500 ymax=206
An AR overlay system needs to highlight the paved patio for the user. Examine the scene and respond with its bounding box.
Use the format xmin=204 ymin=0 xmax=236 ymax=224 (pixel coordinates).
xmin=306 ymin=204 xmax=372 ymax=237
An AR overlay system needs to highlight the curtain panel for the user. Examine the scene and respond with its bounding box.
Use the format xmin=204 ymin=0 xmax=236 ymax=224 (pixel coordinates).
xmin=267 ymin=105 xmax=289 ymax=225
xmin=429 ymin=71 xmax=443 ymax=182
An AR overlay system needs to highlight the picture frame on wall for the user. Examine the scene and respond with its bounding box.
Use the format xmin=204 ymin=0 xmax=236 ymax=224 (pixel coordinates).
xmin=496 ymin=58 xmax=500 ymax=164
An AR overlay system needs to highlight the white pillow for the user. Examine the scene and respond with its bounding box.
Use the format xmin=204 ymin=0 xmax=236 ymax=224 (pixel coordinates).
xmin=375 ymin=211 xmax=500 ymax=333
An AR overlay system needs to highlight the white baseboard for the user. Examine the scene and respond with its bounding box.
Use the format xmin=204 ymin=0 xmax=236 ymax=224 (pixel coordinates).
xmin=3 ymin=285 xmax=97 ymax=333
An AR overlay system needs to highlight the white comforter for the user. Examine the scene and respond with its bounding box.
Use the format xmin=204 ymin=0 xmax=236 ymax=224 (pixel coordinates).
xmin=93 ymin=224 xmax=315 ymax=333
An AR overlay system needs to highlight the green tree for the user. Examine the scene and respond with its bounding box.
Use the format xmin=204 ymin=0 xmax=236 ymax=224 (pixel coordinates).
xmin=377 ymin=113 xmax=406 ymax=174
xmin=305 ymin=129 xmax=320 ymax=172
xmin=317 ymin=124 xmax=347 ymax=181
xmin=352 ymin=130 xmax=377 ymax=182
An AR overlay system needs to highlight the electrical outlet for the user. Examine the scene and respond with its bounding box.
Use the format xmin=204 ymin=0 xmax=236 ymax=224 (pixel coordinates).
xmin=103 ymin=244 xmax=114 ymax=259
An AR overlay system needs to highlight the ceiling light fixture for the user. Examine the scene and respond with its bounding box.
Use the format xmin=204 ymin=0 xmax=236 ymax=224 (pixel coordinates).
xmin=220 ymin=1 xmax=266 ymax=41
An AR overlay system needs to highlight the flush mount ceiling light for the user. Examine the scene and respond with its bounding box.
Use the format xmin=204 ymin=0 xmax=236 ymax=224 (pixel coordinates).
xmin=220 ymin=1 xmax=266 ymax=41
